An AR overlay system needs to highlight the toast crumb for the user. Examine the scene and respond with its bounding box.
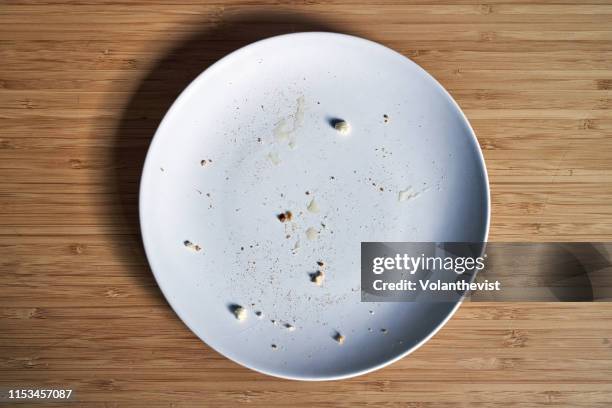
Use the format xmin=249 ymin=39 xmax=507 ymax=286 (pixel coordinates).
xmin=311 ymin=270 xmax=325 ymax=286
xmin=183 ymin=240 xmax=202 ymax=252
xmin=334 ymin=120 xmax=351 ymax=135
xmin=307 ymin=198 xmax=320 ymax=213
xmin=305 ymin=227 xmax=319 ymax=240
xmin=333 ymin=332 xmax=345 ymax=345
xmin=232 ymin=305 xmax=247 ymax=321
xmin=277 ymin=210 xmax=293 ymax=223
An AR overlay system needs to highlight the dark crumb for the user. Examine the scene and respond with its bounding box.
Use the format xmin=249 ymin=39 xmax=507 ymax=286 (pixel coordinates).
xmin=310 ymin=270 xmax=325 ymax=286
xmin=383 ymin=114 xmax=389 ymax=123
xmin=183 ymin=240 xmax=202 ymax=252
xmin=305 ymin=191 xmax=310 ymax=195
xmin=271 ymin=344 xmax=277 ymax=350
xmin=160 ymin=167 xmax=165 ymax=172
xmin=255 ymin=310 xmax=263 ymax=317
xmin=379 ymin=187 xmax=384 ymax=192
xmin=276 ymin=210 xmax=293 ymax=222
xmin=330 ymin=176 xmax=335 ymax=180
xmin=381 ymin=328 xmax=388 ymax=334
xmin=286 ymin=234 xmax=291 ymax=239
xmin=333 ymin=331 xmax=345 ymax=345
xmin=200 ymin=159 xmax=207 ymax=166
xmin=317 ymin=101 xmax=320 ymax=104
xmin=206 ymin=192 xmax=211 ymax=197
xmin=240 ymin=246 xmax=244 ymax=251
xmin=317 ymin=260 xmax=325 ymax=268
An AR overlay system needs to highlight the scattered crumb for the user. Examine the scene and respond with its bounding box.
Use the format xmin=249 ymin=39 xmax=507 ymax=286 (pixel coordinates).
xmin=160 ymin=167 xmax=165 ymax=172
xmin=381 ymin=328 xmax=388 ymax=334
xmin=307 ymin=198 xmax=320 ymax=213
xmin=232 ymin=305 xmax=247 ymax=321
xmin=271 ymin=319 xmax=278 ymax=326
xmin=333 ymin=332 xmax=345 ymax=345
xmin=305 ymin=227 xmax=319 ymax=240
xmin=284 ymin=323 xmax=296 ymax=331
xmin=200 ymin=159 xmax=212 ymax=166
xmin=271 ymin=344 xmax=278 ymax=350
xmin=398 ymin=187 xmax=420 ymax=202
xmin=292 ymin=240 xmax=301 ymax=253
xmin=383 ymin=114 xmax=389 ymax=123
xmin=317 ymin=260 xmax=326 ymax=268
xmin=305 ymin=191 xmax=310 ymax=195
xmin=334 ymin=120 xmax=351 ymax=135
xmin=255 ymin=311 xmax=263 ymax=318
xmin=267 ymin=152 xmax=281 ymax=165
xmin=277 ymin=210 xmax=293 ymax=223
xmin=183 ymin=240 xmax=202 ymax=252
xmin=311 ymin=270 xmax=325 ymax=286
xmin=369 ymin=310 xmax=375 ymax=315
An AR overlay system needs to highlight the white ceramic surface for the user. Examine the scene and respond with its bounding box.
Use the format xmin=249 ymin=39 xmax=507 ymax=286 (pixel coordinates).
xmin=139 ymin=32 xmax=490 ymax=380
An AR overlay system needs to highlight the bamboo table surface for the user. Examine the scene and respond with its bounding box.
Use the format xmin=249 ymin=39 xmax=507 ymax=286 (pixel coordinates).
xmin=1 ymin=1 xmax=612 ymax=406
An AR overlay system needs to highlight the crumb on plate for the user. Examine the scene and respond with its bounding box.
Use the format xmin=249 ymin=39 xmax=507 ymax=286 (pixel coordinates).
xmin=333 ymin=119 xmax=351 ymax=135
xmin=231 ymin=305 xmax=247 ymax=321
xmin=311 ymin=270 xmax=325 ymax=286
xmin=277 ymin=210 xmax=293 ymax=223
xmin=183 ymin=240 xmax=202 ymax=252
xmin=333 ymin=332 xmax=345 ymax=345
xmin=307 ymin=198 xmax=320 ymax=213
xmin=305 ymin=227 xmax=319 ymax=240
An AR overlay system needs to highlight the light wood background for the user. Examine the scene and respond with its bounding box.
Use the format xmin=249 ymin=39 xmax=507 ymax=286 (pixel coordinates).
xmin=1 ymin=1 xmax=612 ymax=406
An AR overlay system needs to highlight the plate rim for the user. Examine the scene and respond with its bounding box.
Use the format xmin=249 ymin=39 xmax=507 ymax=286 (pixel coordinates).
xmin=138 ymin=31 xmax=491 ymax=381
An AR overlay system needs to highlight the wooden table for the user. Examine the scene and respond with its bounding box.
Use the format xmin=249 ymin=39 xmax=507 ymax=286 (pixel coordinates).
xmin=1 ymin=1 xmax=611 ymax=406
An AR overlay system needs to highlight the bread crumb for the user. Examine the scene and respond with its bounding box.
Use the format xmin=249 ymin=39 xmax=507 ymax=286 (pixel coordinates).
xmin=381 ymin=328 xmax=388 ymax=334
xmin=232 ymin=305 xmax=247 ymax=321
xmin=398 ymin=187 xmax=420 ymax=202
xmin=271 ymin=344 xmax=278 ymax=350
xmin=333 ymin=332 xmax=345 ymax=345
xmin=183 ymin=240 xmax=202 ymax=252
xmin=334 ymin=120 xmax=351 ymax=135
xmin=383 ymin=114 xmax=389 ymax=123
xmin=317 ymin=260 xmax=326 ymax=268
xmin=369 ymin=310 xmax=375 ymax=315
xmin=267 ymin=152 xmax=281 ymax=165
xmin=307 ymin=198 xmax=320 ymax=213
xmin=311 ymin=270 xmax=325 ymax=286
xmin=292 ymin=240 xmax=301 ymax=253
xmin=255 ymin=311 xmax=263 ymax=318
xmin=305 ymin=227 xmax=319 ymax=240
xmin=284 ymin=323 xmax=296 ymax=331
xmin=277 ymin=210 xmax=293 ymax=223
xmin=200 ymin=159 xmax=212 ymax=166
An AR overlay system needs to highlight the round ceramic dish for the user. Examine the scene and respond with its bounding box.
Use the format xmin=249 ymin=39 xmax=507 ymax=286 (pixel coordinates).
xmin=139 ymin=32 xmax=490 ymax=380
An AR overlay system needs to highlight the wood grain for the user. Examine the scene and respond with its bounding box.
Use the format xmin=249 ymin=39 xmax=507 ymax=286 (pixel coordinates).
xmin=1 ymin=1 xmax=611 ymax=406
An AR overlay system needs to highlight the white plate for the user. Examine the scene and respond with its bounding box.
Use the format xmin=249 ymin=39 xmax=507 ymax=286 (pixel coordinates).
xmin=139 ymin=32 xmax=489 ymax=380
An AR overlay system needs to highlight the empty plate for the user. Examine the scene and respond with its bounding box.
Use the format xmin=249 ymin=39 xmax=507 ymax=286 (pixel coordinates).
xmin=139 ymin=32 xmax=489 ymax=380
